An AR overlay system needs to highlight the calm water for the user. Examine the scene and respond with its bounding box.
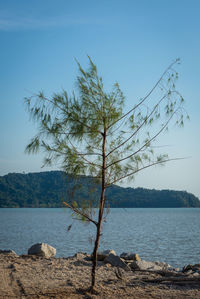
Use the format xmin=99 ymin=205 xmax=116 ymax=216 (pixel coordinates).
xmin=0 ymin=208 xmax=199 ymax=268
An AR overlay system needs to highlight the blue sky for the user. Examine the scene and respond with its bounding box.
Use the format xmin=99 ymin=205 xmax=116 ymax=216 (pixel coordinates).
xmin=0 ymin=0 xmax=200 ymax=198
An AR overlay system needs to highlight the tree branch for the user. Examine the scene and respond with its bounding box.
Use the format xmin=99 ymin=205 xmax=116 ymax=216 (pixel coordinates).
xmin=63 ymin=201 xmax=97 ymax=226
xmin=32 ymin=93 xmax=103 ymax=135
xmin=107 ymin=157 xmax=185 ymax=186
xmin=107 ymin=59 xmax=179 ymax=130
xmin=106 ymin=94 xmax=168 ymax=157
xmin=67 ymin=137 xmax=102 ymax=168
xmin=106 ymin=108 xmax=178 ymax=169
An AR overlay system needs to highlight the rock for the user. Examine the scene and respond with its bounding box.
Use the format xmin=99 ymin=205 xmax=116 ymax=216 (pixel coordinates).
xmin=130 ymin=260 xmax=171 ymax=271
xmin=28 ymin=243 xmax=56 ymax=258
xmin=182 ymin=264 xmax=193 ymax=272
xmin=154 ymin=261 xmax=171 ymax=270
xmin=182 ymin=264 xmax=200 ymax=273
xmin=120 ymin=252 xmax=141 ymax=261
xmin=72 ymin=252 xmax=91 ymax=261
xmin=104 ymin=253 xmax=130 ymax=271
xmin=97 ymin=249 xmax=116 ymax=261
xmin=73 ymin=252 xmax=88 ymax=259
xmin=173 ymin=268 xmax=180 ymax=272
xmin=0 ymin=250 xmax=18 ymax=257
xmin=185 ymin=270 xmax=194 ymax=275
xmin=192 ymin=272 xmax=200 ymax=277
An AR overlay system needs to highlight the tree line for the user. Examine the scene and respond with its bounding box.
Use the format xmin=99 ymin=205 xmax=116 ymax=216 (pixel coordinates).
xmin=0 ymin=171 xmax=199 ymax=208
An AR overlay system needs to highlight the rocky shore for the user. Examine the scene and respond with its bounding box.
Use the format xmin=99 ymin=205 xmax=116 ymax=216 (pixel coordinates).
xmin=1 ymin=245 xmax=200 ymax=298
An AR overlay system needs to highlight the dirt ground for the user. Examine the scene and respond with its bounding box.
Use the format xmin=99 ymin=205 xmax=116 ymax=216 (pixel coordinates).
xmin=0 ymin=252 xmax=200 ymax=299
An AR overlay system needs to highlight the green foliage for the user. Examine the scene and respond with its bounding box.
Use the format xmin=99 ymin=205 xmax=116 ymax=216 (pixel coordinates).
xmin=25 ymin=57 xmax=124 ymax=180
xmin=25 ymin=57 xmax=188 ymax=189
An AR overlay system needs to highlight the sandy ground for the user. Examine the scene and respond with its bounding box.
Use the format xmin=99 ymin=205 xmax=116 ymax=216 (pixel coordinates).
xmin=0 ymin=252 xmax=200 ymax=299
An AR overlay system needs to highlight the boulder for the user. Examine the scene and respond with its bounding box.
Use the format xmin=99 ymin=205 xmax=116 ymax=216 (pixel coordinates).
xmin=104 ymin=253 xmax=130 ymax=271
xmin=0 ymin=250 xmax=18 ymax=257
xmin=28 ymin=243 xmax=56 ymax=258
xmin=73 ymin=252 xmax=91 ymax=261
xmin=73 ymin=252 xmax=87 ymax=259
xmin=182 ymin=264 xmax=200 ymax=273
xmin=97 ymin=249 xmax=116 ymax=261
xmin=120 ymin=252 xmax=141 ymax=261
xmin=192 ymin=272 xmax=200 ymax=277
xmin=130 ymin=260 xmax=171 ymax=271
xmin=153 ymin=261 xmax=171 ymax=270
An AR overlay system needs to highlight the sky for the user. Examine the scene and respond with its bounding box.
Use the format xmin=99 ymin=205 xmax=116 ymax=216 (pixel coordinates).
xmin=0 ymin=0 xmax=200 ymax=198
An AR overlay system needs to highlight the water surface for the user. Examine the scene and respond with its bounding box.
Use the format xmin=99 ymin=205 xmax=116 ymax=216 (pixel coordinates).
xmin=0 ymin=208 xmax=199 ymax=268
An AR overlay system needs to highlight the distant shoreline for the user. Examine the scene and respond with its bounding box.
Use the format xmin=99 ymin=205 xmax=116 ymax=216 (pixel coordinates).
xmin=1 ymin=171 xmax=200 ymax=208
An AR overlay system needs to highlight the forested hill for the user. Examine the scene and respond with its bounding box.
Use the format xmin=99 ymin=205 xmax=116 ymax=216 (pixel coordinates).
xmin=0 ymin=171 xmax=199 ymax=208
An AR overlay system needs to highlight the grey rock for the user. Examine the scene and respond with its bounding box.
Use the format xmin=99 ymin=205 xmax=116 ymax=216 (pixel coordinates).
xmin=73 ymin=252 xmax=91 ymax=261
xmin=182 ymin=264 xmax=200 ymax=273
xmin=154 ymin=261 xmax=171 ymax=270
xmin=182 ymin=264 xmax=193 ymax=272
xmin=28 ymin=243 xmax=56 ymax=258
xmin=185 ymin=270 xmax=194 ymax=275
xmin=173 ymin=268 xmax=180 ymax=272
xmin=130 ymin=260 xmax=171 ymax=271
xmin=0 ymin=249 xmax=18 ymax=256
xmin=73 ymin=252 xmax=87 ymax=259
xmin=104 ymin=253 xmax=130 ymax=271
xmin=120 ymin=252 xmax=141 ymax=261
xmin=97 ymin=249 xmax=116 ymax=261
xmin=192 ymin=272 xmax=200 ymax=277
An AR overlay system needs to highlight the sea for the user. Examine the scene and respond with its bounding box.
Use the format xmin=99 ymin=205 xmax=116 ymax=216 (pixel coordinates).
xmin=0 ymin=208 xmax=199 ymax=268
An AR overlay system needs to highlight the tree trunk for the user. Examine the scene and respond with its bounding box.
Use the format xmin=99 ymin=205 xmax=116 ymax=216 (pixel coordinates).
xmin=91 ymin=130 xmax=106 ymax=291
xmin=91 ymin=189 xmax=105 ymax=289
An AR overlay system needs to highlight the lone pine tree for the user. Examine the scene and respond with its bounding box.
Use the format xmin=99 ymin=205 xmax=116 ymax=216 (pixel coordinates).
xmin=25 ymin=56 xmax=187 ymax=291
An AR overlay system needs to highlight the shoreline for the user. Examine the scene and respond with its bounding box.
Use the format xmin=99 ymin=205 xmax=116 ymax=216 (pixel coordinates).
xmin=1 ymin=251 xmax=200 ymax=298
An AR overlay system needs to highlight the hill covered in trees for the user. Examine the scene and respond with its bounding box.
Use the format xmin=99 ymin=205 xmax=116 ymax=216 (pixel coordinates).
xmin=0 ymin=171 xmax=199 ymax=208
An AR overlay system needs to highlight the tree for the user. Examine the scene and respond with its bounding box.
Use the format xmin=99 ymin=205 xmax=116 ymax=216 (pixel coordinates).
xmin=25 ymin=56 xmax=187 ymax=291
